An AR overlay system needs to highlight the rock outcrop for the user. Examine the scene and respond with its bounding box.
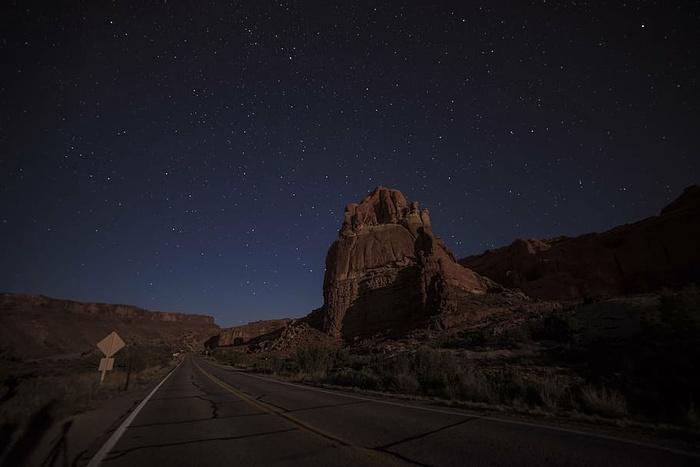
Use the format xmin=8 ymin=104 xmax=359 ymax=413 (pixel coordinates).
xmin=460 ymin=185 xmax=700 ymax=300
xmin=319 ymin=186 xmax=495 ymax=339
xmin=211 ymin=318 xmax=292 ymax=347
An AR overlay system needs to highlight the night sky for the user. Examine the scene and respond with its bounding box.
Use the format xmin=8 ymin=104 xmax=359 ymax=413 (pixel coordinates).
xmin=1 ymin=1 xmax=698 ymax=327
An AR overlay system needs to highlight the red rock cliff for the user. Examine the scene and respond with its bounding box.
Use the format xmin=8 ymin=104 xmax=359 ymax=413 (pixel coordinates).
xmin=460 ymin=185 xmax=700 ymax=300
xmin=213 ymin=318 xmax=293 ymax=346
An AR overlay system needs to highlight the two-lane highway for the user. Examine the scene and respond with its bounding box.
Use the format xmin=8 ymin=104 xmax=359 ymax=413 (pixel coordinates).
xmin=87 ymin=355 xmax=697 ymax=466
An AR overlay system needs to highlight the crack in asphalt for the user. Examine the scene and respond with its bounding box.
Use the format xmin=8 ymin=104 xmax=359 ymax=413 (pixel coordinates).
xmin=285 ymin=399 xmax=373 ymax=414
xmin=375 ymin=417 xmax=479 ymax=451
xmin=148 ymin=394 xmax=209 ymax=402
xmin=251 ymin=395 xmax=372 ymax=414
xmin=379 ymin=450 xmax=432 ymax=467
xmin=130 ymin=412 xmax=269 ymax=429
xmin=196 ymin=361 xmax=411 ymax=466
xmin=103 ymin=428 xmax=299 ymax=461
xmin=195 ymin=395 xmax=219 ymax=419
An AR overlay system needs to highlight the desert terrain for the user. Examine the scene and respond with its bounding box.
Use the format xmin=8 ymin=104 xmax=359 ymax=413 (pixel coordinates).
xmin=1 ymin=185 xmax=699 ymax=465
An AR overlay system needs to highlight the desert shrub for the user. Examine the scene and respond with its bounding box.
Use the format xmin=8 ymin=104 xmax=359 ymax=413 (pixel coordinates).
xmin=533 ymin=372 xmax=571 ymax=410
xmin=531 ymin=310 xmax=583 ymax=344
xmin=580 ymin=384 xmax=627 ymax=417
xmin=384 ymin=371 xmax=422 ymax=395
xmin=490 ymin=365 xmax=527 ymax=405
xmin=324 ymin=368 xmax=382 ymax=391
xmin=295 ymin=345 xmax=331 ymax=377
xmin=625 ymin=286 xmax=700 ymax=421
xmin=642 ymin=285 xmax=700 ymax=336
xmin=412 ymin=347 xmax=462 ymax=397
xmin=0 ymin=364 xmax=169 ymax=429
xmin=253 ymin=355 xmax=286 ymax=375
xmin=227 ymin=351 xmax=247 ymax=367
xmin=451 ymin=366 xmax=494 ymax=403
xmin=333 ymin=348 xmax=352 ymax=367
xmin=212 ymin=348 xmax=249 ymax=367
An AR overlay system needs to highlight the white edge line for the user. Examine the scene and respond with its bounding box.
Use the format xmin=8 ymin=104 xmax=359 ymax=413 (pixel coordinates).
xmin=86 ymin=359 xmax=184 ymax=467
xmin=205 ymin=359 xmax=700 ymax=459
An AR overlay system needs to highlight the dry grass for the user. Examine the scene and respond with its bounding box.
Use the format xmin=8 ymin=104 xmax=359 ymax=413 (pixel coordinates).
xmin=0 ymin=363 xmax=170 ymax=428
xmin=580 ymin=384 xmax=627 ymax=417
xmin=536 ymin=372 xmax=571 ymax=410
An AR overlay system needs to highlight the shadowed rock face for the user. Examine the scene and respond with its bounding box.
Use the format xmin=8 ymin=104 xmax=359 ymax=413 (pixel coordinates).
xmin=460 ymin=185 xmax=700 ymax=300
xmin=320 ymin=187 xmax=490 ymax=339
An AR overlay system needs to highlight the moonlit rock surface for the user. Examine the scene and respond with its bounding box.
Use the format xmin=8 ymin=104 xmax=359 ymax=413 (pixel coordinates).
xmin=320 ymin=187 xmax=490 ymax=338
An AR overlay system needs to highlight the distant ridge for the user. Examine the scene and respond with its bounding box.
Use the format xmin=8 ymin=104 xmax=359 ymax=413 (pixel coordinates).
xmin=460 ymin=185 xmax=700 ymax=300
xmin=0 ymin=293 xmax=219 ymax=359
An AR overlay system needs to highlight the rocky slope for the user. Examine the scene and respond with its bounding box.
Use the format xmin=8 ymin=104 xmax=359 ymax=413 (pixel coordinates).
xmin=0 ymin=293 xmax=219 ymax=359
xmin=207 ymin=318 xmax=292 ymax=347
xmin=460 ymin=185 xmax=700 ymax=300
xmin=316 ymin=186 xmax=516 ymax=340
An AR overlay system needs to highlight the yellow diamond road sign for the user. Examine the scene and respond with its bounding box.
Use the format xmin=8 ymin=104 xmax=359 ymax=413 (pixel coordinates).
xmin=97 ymin=331 xmax=125 ymax=358
xmin=97 ymin=331 xmax=125 ymax=383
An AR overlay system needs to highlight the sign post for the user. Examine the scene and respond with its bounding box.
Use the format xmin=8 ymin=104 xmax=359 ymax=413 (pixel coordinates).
xmin=97 ymin=331 xmax=125 ymax=383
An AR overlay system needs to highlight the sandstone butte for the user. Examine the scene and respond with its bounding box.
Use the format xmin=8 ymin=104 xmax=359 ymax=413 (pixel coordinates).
xmin=460 ymin=184 xmax=700 ymax=301
xmin=309 ymin=186 xmax=510 ymax=339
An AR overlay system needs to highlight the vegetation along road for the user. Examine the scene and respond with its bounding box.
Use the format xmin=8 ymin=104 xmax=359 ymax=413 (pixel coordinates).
xmin=86 ymin=355 xmax=698 ymax=466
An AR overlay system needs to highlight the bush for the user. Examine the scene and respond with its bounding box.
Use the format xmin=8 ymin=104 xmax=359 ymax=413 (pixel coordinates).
xmin=253 ymin=355 xmax=286 ymax=375
xmin=211 ymin=347 xmax=249 ymax=367
xmin=413 ymin=347 xmax=460 ymax=396
xmin=580 ymin=384 xmax=627 ymax=417
xmin=534 ymin=372 xmax=571 ymax=410
xmin=324 ymin=368 xmax=382 ymax=391
xmin=490 ymin=365 xmax=527 ymax=405
xmin=384 ymin=371 xmax=422 ymax=395
xmin=532 ymin=311 xmax=583 ymax=344
xmin=452 ymin=367 xmax=494 ymax=403
xmin=643 ymin=285 xmax=700 ymax=336
xmin=295 ymin=346 xmax=331 ymax=378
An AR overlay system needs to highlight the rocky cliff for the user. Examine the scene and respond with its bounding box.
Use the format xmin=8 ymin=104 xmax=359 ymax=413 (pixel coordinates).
xmin=460 ymin=185 xmax=700 ymax=300
xmin=209 ymin=318 xmax=293 ymax=347
xmin=318 ymin=186 xmax=497 ymax=339
xmin=0 ymin=293 xmax=219 ymax=359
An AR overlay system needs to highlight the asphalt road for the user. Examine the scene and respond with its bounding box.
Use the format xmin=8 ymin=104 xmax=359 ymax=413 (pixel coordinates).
xmin=88 ymin=355 xmax=698 ymax=466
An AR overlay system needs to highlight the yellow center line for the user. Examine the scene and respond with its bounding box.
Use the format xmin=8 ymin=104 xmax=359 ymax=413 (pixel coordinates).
xmin=193 ymin=360 xmax=407 ymax=466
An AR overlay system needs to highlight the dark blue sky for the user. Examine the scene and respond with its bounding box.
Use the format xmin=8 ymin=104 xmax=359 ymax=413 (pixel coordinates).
xmin=1 ymin=1 xmax=698 ymax=327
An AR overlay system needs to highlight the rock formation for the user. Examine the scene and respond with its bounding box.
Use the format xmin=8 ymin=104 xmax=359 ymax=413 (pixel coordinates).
xmin=210 ymin=318 xmax=292 ymax=347
xmin=318 ymin=186 xmax=495 ymax=339
xmin=460 ymin=185 xmax=700 ymax=300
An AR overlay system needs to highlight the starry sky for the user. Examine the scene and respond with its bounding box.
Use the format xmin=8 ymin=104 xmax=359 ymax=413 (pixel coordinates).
xmin=1 ymin=1 xmax=698 ymax=327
